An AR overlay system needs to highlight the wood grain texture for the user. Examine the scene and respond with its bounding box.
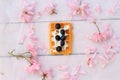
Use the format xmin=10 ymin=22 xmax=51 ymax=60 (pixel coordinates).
xmin=0 ymin=0 xmax=120 ymax=80
xmin=0 ymin=55 xmax=120 ymax=80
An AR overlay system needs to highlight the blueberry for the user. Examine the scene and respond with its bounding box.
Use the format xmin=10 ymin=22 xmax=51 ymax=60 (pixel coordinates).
xmin=61 ymin=35 xmax=66 ymax=41
xmin=60 ymin=40 xmax=65 ymax=46
xmin=56 ymin=46 xmax=62 ymax=52
xmin=55 ymin=23 xmax=61 ymax=29
xmin=60 ymin=29 xmax=65 ymax=35
xmin=55 ymin=35 xmax=61 ymax=41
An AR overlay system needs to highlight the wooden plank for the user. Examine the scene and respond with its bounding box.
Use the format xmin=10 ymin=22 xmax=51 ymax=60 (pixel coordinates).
xmin=0 ymin=20 xmax=120 ymax=56
xmin=0 ymin=54 xmax=120 ymax=80
xmin=0 ymin=0 xmax=120 ymax=23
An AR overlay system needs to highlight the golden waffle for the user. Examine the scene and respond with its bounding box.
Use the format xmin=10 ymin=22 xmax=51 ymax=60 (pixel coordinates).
xmin=49 ymin=22 xmax=73 ymax=55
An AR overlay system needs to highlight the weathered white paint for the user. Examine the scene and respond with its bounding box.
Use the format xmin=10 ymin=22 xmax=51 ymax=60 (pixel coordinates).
xmin=0 ymin=0 xmax=120 ymax=80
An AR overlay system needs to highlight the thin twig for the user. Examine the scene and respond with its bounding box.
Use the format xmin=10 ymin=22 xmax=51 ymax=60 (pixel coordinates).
xmin=8 ymin=49 xmax=32 ymax=65
xmin=93 ymin=22 xmax=101 ymax=34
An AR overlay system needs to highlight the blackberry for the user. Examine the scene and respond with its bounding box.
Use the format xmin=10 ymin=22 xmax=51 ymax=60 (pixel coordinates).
xmin=55 ymin=23 xmax=61 ymax=29
xmin=56 ymin=46 xmax=62 ymax=52
xmin=60 ymin=40 xmax=65 ymax=46
xmin=60 ymin=29 xmax=65 ymax=35
xmin=61 ymin=35 xmax=66 ymax=41
xmin=55 ymin=35 xmax=61 ymax=41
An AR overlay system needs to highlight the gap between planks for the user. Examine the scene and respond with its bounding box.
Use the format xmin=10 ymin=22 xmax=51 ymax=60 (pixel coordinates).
xmin=0 ymin=52 xmax=119 ymax=58
xmin=0 ymin=18 xmax=120 ymax=24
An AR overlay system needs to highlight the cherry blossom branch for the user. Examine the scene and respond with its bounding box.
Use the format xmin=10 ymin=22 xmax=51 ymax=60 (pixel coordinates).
xmin=8 ymin=49 xmax=32 ymax=65
xmin=93 ymin=22 xmax=101 ymax=34
xmin=44 ymin=2 xmax=57 ymax=15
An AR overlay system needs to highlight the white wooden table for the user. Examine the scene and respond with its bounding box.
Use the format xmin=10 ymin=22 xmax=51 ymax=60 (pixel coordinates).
xmin=0 ymin=0 xmax=120 ymax=80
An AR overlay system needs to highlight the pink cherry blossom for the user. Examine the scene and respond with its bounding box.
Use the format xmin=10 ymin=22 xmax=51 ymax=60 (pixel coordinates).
xmin=28 ymin=27 xmax=48 ymax=54
xmin=99 ymin=52 xmax=115 ymax=68
xmin=108 ymin=0 xmax=120 ymax=15
xmin=28 ymin=26 xmax=35 ymax=35
xmin=86 ymin=35 xmax=119 ymax=67
xmin=95 ymin=4 xmax=102 ymax=14
xmin=98 ymin=52 xmax=115 ymax=68
xmin=101 ymin=24 xmax=112 ymax=39
xmin=85 ymin=47 xmax=98 ymax=67
xmin=22 ymin=27 xmax=38 ymax=57
xmin=86 ymin=46 xmax=97 ymax=55
xmin=36 ymin=11 xmax=42 ymax=19
xmin=73 ymin=65 xmax=86 ymax=75
xmin=29 ymin=35 xmax=38 ymax=43
xmin=90 ymin=24 xmax=112 ymax=42
xmin=61 ymin=72 xmax=79 ymax=80
xmin=61 ymin=72 xmax=71 ymax=80
xmin=67 ymin=0 xmax=90 ymax=19
xmin=26 ymin=43 xmax=37 ymax=57
xmin=98 ymin=36 xmax=119 ymax=67
xmin=60 ymin=65 xmax=86 ymax=80
xmin=21 ymin=1 xmax=36 ymax=22
xmin=90 ymin=33 xmax=103 ymax=42
xmin=26 ymin=60 xmax=40 ymax=73
xmin=57 ymin=65 xmax=68 ymax=71
xmin=26 ymin=26 xmax=48 ymax=57
xmin=44 ymin=2 xmax=57 ymax=15
xmin=28 ymin=27 xmax=38 ymax=43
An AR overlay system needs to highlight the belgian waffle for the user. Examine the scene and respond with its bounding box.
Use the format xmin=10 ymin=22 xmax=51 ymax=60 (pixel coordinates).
xmin=49 ymin=22 xmax=73 ymax=55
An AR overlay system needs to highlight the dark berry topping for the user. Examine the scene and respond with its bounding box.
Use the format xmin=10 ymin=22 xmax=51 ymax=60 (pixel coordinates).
xmin=56 ymin=46 xmax=62 ymax=52
xmin=61 ymin=35 xmax=66 ymax=41
xmin=60 ymin=29 xmax=65 ymax=35
xmin=55 ymin=35 xmax=61 ymax=41
xmin=55 ymin=23 xmax=61 ymax=29
xmin=60 ymin=40 xmax=65 ymax=46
